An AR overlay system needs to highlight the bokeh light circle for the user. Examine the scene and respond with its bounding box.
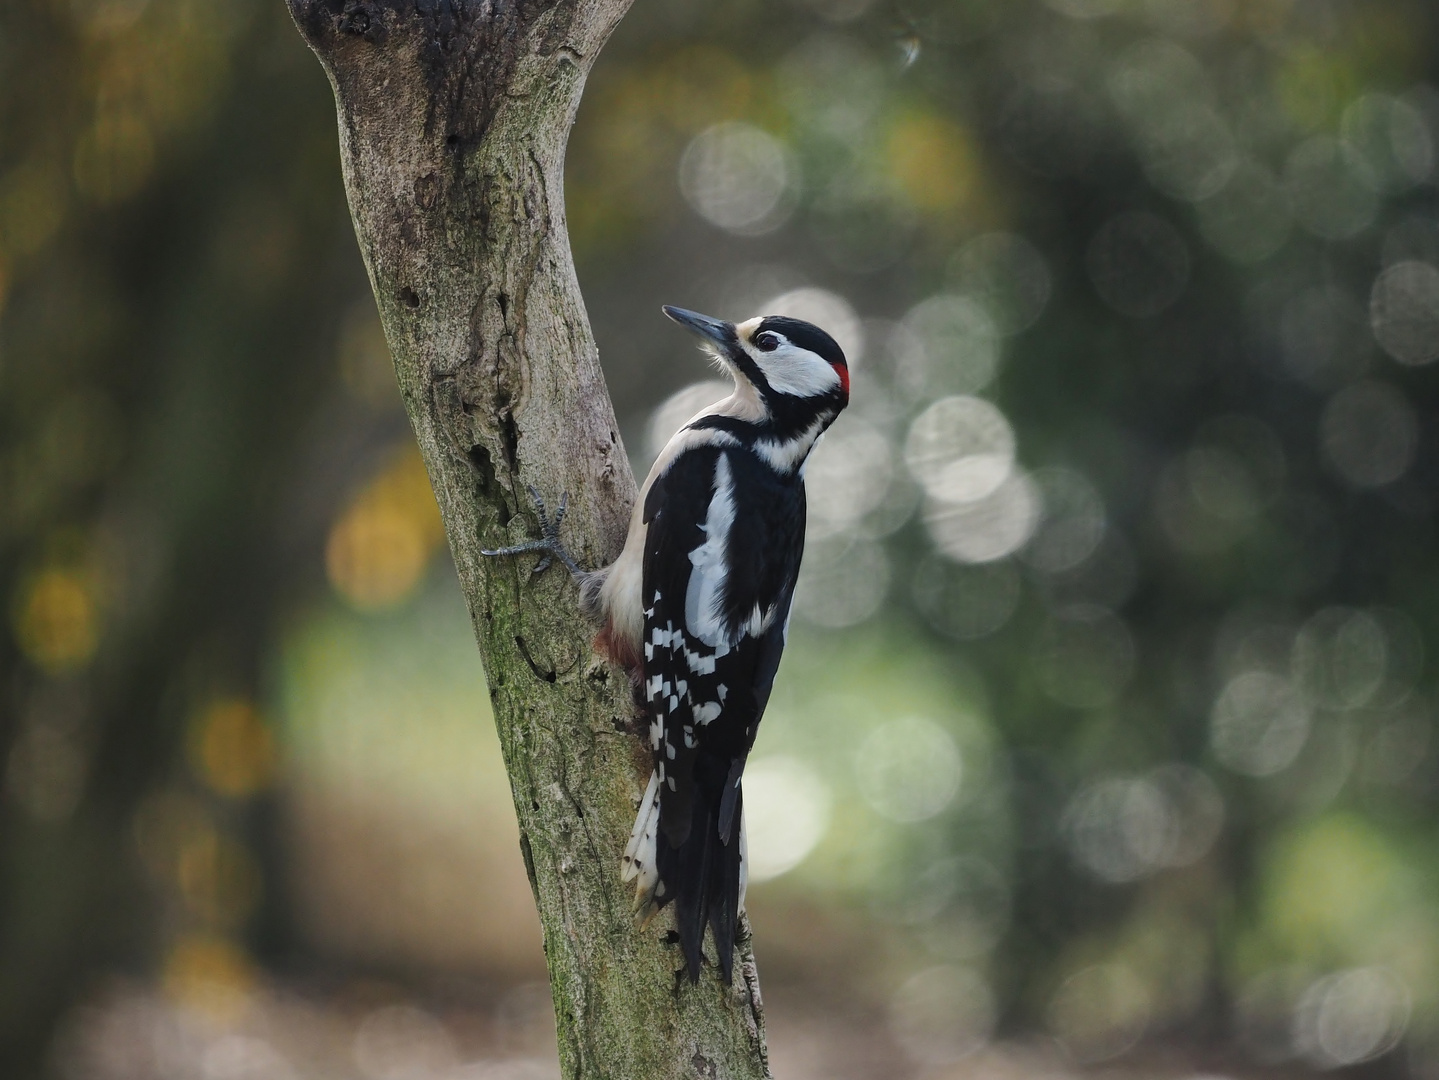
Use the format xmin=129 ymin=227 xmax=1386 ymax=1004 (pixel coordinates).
xmin=1063 ymin=775 xmax=1172 ymax=883
xmin=1136 ymin=105 xmax=1238 ymax=203
xmin=856 ymin=716 xmax=962 ymax=822
xmin=1149 ymin=764 xmax=1225 ymax=868
xmin=793 ymin=536 xmax=889 ymax=628
xmin=1195 ymin=160 xmax=1293 ymax=264
xmin=1210 ymin=671 xmax=1311 ymax=777
xmin=904 ymin=395 xmax=1015 ymax=503
xmin=1293 ymin=968 xmax=1411 ymax=1069
xmin=949 ymin=232 xmax=1052 ymax=336
xmin=901 ymin=856 xmax=1013 ymax=959
xmin=1063 ymin=765 xmax=1224 ymax=883
xmin=1049 ymin=963 xmax=1151 ymax=1063
xmin=889 ymin=966 xmax=996 ymax=1064
xmin=1370 ymin=261 xmax=1439 ymax=366
xmin=1319 ymin=380 xmax=1418 ymax=488
xmin=678 ymin=122 xmax=797 ymax=235
xmin=742 ymin=755 xmax=831 ymax=883
xmin=925 ymin=472 xmax=1042 ymax=564
xmin=897 ymin=295 xmax=1001 ymax=397
xmin=1107 ymin=38 xmax=1213 ymax=128
xmin=1023 ymin=466 xmax=1107 ymax=574
xmin=1292 ymin=607 xmax=1388 ymax=710
xmin=1285 ymin=136 xmax=1379 ymax=240
xmin=1340 ymin=93 xmax=1434 ymax=193
xmin=803 ymin=419 xmax=895 ymax=539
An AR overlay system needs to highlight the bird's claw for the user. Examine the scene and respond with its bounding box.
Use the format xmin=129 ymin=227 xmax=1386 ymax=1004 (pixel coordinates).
xmin=481 ymin=486 xmax=583 ymax=579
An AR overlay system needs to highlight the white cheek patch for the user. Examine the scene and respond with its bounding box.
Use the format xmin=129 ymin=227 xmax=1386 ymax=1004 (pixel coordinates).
xmin=751 ymin=343 xmax=842 ymax=398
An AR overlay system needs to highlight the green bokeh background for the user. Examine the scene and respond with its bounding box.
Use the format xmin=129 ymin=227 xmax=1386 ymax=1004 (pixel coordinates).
xmin=3 ymin=0 xmax=1439 ymax=1076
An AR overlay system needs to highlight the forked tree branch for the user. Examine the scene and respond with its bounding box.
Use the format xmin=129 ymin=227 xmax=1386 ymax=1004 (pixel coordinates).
xmin=287 ymin=2 xmax=770 ymax=1076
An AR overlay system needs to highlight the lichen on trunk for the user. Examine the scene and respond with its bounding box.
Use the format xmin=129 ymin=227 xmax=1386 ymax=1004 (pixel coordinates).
xmin=286 ymin=2 xmax=770 ymax=1077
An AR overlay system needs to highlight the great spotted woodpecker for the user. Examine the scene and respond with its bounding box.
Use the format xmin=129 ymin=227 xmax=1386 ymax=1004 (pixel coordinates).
xmin=484 ymin=306 xmax=849 ymax=983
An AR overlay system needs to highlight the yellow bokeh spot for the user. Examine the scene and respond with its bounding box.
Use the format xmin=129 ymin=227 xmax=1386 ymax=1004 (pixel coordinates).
xmin=326 ymin=446 xmax=445 ymax=611
xmin=887 ymin=114 xmax=980 ymax=215
xmin=176 ymin=827 xmax=263 ymax=929
xmin=74 ymin=110 xmax=155 ymax=204
xmin=189 ymin=699 xmax=276 ymax=798
xmin=13 ymin=569 xmax=98 ymax=673
xmin=162 ymin=934 xmax=255 ymax=1022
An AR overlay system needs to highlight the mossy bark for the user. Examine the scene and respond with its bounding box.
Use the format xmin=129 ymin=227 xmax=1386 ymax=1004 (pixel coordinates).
xmin=286 ymin=3 xmax=770 ymax=1077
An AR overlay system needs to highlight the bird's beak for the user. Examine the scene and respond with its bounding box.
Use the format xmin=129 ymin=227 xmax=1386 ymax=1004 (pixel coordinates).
xmin=662 ymin=306 xmax=734 ymax=349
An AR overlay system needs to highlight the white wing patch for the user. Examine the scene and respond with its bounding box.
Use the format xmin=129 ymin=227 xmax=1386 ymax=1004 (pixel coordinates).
xmin=685 ymin=452 xmax=738 ymax=648
xmin=692 ymin=700 xmax=722 ymax=725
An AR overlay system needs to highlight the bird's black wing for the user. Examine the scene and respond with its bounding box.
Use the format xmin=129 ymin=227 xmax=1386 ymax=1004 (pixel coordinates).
xmin=638 ymin=443 xmax=804 ymax=982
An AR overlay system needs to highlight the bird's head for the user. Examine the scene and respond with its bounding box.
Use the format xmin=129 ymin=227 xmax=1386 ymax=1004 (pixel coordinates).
xmin=662 ymin=306 xmax=850 ymax=429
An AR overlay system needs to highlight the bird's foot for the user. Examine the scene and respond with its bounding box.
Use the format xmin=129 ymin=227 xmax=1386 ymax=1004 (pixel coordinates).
xmin=481 ymin=485 xmax=584 ymax=579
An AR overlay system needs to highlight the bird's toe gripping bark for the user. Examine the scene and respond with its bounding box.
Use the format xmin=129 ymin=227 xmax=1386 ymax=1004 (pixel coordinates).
xmin=482 ymin=485 xmax=587 ymax=579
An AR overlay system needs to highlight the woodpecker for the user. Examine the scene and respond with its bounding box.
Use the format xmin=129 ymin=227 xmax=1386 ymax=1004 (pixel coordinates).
xmin=484 ymin=306 xmax=849 ymax=983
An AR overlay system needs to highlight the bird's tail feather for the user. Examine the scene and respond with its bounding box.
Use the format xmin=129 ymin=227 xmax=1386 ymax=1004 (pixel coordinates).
xmin=705 ymin=786 xmax=744 ymax=983
xmin=621 ymin=771 xmax=663 ymax=923
xmin=657 ymin=782 xmax=744 ymax=983
xmin=621 ymin=769 xmax=746 ymax=982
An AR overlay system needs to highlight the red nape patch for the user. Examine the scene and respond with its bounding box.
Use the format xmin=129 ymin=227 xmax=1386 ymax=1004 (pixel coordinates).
xmin=832 ymin=362 xmax=850 ymax=397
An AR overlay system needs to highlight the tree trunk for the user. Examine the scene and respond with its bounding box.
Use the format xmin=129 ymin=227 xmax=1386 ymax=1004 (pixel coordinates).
xmin=286 ymin=3 xmax=770 ymax=1077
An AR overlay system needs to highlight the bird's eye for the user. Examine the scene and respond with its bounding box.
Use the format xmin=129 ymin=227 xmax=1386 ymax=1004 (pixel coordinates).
xmin=754 ymin=332 xmax=781 ymax=352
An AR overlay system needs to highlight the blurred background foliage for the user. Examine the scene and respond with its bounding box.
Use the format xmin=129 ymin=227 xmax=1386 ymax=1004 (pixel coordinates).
xmin=2 ymin=0 xmax=1439 ymax=1076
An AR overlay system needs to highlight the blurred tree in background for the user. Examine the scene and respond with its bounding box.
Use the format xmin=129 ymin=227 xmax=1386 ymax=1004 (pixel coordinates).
xmin=3 ymin=0 xmax=1439 ymax=1077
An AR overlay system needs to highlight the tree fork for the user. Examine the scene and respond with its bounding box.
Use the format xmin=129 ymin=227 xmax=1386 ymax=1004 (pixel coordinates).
xmin=287 ymin=2 xmax=770 ymax=1077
